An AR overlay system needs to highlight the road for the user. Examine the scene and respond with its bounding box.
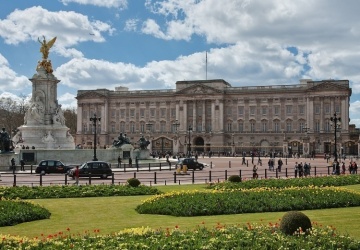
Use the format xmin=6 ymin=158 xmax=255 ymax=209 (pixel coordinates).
xmin=0 ymin=155 xmax=356 ymax=187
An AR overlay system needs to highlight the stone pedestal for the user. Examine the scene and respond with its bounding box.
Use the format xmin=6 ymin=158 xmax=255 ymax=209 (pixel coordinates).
xmin=0 ymin=153 xmax=16 ymax=169
xmin=134 ymin=149 xmax=150 ymax=160
xmin=12 ymin=62 xmax=75 ymax=150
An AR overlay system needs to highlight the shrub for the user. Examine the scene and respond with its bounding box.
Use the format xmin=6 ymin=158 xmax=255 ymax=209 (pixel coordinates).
xmin=227 ymin=175 xmax=241 ymax=182
xmin=0 ymin=200 xmax=51 ymax=226
xmin=280 ymin=211 xmax=312 ymax=235
xmin=127 ymin=178 xmax=141 ymax=187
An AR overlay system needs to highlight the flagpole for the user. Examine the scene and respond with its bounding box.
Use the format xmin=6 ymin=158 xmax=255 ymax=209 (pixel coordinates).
xmin=206 ymin=51 xmax=208 ymax=80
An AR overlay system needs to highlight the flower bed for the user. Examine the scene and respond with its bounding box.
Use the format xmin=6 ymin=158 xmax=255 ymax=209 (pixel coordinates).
xmin=0 ymin=199 xmax=51 ymax=226
xmin=136 ymin=186 xmax=360 ymax=216
xmin=0 ymin=184 xmax=161 ymax=199
xmin=0 ymin=223 xmax=359 ymax=249
xmin=207 ymin=174 xmax=360 ymax=190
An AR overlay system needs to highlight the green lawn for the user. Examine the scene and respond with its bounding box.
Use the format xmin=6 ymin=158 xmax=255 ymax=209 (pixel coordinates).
xmin=1 ymin=184 xmax=360 ymax=239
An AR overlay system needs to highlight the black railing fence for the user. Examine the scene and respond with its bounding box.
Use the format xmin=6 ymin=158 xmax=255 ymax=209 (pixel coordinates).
xmin=0 ymin=164 xmax=357 ymax=187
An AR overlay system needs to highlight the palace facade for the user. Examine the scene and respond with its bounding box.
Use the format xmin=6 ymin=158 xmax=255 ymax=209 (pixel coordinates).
xmin=76 ymin=79 xmax=357 ymax=156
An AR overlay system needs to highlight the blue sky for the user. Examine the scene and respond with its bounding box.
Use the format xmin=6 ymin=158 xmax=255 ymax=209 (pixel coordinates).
xmin=1 ymin=0 xmax=360 ymax=127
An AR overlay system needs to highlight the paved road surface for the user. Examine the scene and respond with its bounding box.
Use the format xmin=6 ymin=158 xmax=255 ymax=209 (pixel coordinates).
xmin=0 ymin=156 xmax=357 ymax=187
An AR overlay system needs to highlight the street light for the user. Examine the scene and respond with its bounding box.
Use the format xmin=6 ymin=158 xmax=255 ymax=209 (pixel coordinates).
xmin=330 ymin=113 xmax=341 ymax=162
xmin=172 ymin=119 xmax=180 ymax=134
xmin=187 ymin=125 xmax=192 ymax=157
xmin=90 ymin=113 xmax=101 ymax=161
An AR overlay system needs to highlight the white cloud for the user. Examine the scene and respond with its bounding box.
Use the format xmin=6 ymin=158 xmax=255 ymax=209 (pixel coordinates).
xmin=60 ymin=0 xmax=128 ymax=9
xmin=58 ymin=92 xmax=77 ymax=109
xmin=54 ymin=41 xmax=306 ymax=91
xmin=124 ymin=19 xmax=139 ymax=32
xmin=0 ymin=6 xmax=115 ymax=58
xmin=0 ymin=54 xmax=31 ymax=91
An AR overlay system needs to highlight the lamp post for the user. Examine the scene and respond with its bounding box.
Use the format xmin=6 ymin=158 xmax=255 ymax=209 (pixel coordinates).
xmin=90 ymin=113 xmax=101 ymax=161
xmin=302 ymin=123 xmax=310 ymax=157
xmin=330 ymin=113 xmax=341 ymax=162
xmin=172 ymin=119 xmax=180 ymax=153
xmin=187 ymin=125 xmax=192 ymax=157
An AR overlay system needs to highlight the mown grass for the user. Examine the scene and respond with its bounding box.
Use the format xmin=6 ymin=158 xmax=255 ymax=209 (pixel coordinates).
xmin=1 ymin=184 xmax=360 ymax=239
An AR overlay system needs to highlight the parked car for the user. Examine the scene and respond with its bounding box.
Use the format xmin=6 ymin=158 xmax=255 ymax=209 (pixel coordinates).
xmin=68 ymin=161 xmax=112 ymax=179
xmin=36 ymin=160 xmax=73 ymax=175
xmin=177 ymin=158 xmax=205 ymax=170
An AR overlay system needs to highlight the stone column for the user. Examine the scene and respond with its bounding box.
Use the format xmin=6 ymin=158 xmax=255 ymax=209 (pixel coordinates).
xmin=341 ymin=97 xmax=348 ymax=132
xmin=183 ymin=101 xmax=187 ymax=131
xmin=219 ymin=100 xmax=224 ymax=131
xmin=193 ymin=101 xmax=196 ymax=131
xmin=211 ymin=101 xmax=215 ymax=132
xmin=202 ymin=100 xmax=206 ymax=132
xmin=77 ymin=105 xmax=82 ymax=133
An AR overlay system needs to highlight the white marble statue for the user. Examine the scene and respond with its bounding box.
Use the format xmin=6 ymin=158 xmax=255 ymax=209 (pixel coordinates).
xmin=53 ymin=105 xmax=66 ymax=125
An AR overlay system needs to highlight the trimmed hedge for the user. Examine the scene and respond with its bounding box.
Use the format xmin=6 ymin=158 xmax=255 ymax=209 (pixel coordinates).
xmin=0 ymin=199 xmax=51 ymax=226
xmin=0 ymin=184 xmax=161 ymax=199
xmin=208 ymin=174 xmax=360 ymax=190
xmin=136 ymin=186 xmax=360 ymax=216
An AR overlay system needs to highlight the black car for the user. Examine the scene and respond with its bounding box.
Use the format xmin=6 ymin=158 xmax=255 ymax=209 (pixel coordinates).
xmin=36 ymin=160 xmax=73 ymax=175
xmin=68 ymin=161 xmax=112 ymax=179
xmin=177 ymin=158 xmax=205 ymax=170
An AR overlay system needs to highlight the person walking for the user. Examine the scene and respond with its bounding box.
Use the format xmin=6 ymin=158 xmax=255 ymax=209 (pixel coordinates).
xmin=129 ymin=157 xmax=133 ymax=168
xmin=20 ymin=159 xmax=25 ymax=171
xmin=74 ymin=166 xmax=80 ymax=185
xmin=10 ymin=158 xmax=16 ymax=174
xmin=252 ymin=165 xmax=258 ymax=179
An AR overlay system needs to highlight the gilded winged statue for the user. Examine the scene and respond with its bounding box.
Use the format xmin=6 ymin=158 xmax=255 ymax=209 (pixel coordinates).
xmin=38 ymin=36 xmax=57 ymax=60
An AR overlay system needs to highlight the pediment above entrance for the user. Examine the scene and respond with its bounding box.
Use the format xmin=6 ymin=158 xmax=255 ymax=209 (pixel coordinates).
xmin=176 ymin=84 xmax=223 ymax=95
xmin=307 ymin=81 xmax=349 ymax=92
xmin=76 ymin=91 xmax=107 ymax=99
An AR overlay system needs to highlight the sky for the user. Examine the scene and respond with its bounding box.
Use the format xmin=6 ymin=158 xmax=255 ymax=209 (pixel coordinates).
xmin=1 ymin=0 xmax=360 ymax=127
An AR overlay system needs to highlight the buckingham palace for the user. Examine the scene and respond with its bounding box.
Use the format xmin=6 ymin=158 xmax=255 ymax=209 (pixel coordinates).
xmin=75 ymin=78 xmax=358 ymax=157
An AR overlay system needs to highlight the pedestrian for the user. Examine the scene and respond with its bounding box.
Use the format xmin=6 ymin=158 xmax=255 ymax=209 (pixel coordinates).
xmin=129 ymin=157 xmax=133 ymax=168
xmin=20 ymin=159 xmax=25 ymax=171
xmin=10 ymin=158 xmax=16 ymax=173
xmin=277 ymin=158 xmax=283 ymax=172
xmin=341 ymin=162 xmax=346 ymax=174
xmin=252 ymin=165 xmax=258 ymax=179
xmin=74 ymin=166 xmax=80 ymax=185
xmin=135 ymin=156 xmax=139 ymax=168
xmin=294 ymin=162 xmax=298 ymax=178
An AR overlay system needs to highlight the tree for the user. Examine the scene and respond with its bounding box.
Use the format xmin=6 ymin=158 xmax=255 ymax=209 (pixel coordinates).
xmin=0 ymin=96 xmax=29 ymax=135
xmin=63 ymin=108 xmax=77 ymax=135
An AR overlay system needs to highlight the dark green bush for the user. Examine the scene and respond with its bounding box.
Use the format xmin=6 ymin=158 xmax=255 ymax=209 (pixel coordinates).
xmin=127 ymin=178 xmax=141 ymax=187
xmin=0 ymin=184 xmax=160 ymax=199
xmin=280 ymin=211 xmax=312 ymax=235
xmin=228 ymin=175 xmax=241 ymax=182
xmin=0 ymin=200 xmax=51 ymax=226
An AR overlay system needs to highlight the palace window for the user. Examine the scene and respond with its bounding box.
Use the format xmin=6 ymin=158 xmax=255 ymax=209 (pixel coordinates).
xmin=286 ymin=105 xmax=292 ymax=115
xmin=286 ymin=122 xmax=292 ymax=132
xmin=120 ymin=122 xmax=125 ymax=132
xmin=160 ymin=121 xmax=166 ymax=132
xmin=274 ymin=106 xmax=280 ymax=116
xmin=130 ymin=109 xmax=135 ymax=117
xmin=238 ymin=122 xmax=243 ymax=132
xmin=250 ymin=122 xmax=256 ymax=132
xmin=238 ymin=106 xmax=244 ymax=116
xmin=274 ymin=122 xmax=280 ymax=132
xmin=250 ymin=106 xmax=256 ymax=116
xmin=227 ymin=122 xmax=232 ymax=132
xmin=324 ymin=104 xmax=330 ymax=114
xmin=262 ymin=122 xmax=267 ymax=132
xmin=299 ymin=105 xmax=305 ymax=115
xmin=262 ymin=107 xmax=267 ymax=115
